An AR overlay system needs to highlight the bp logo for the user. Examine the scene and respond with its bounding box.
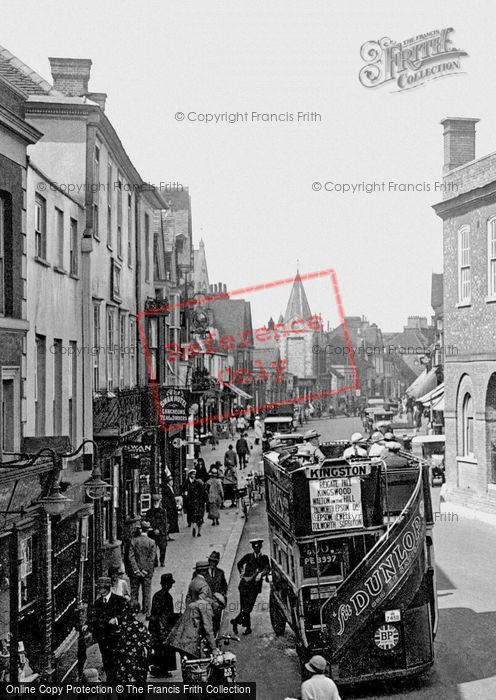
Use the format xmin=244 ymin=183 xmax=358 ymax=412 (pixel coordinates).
xmin=374 ymin=624 xmax=399 ymax=650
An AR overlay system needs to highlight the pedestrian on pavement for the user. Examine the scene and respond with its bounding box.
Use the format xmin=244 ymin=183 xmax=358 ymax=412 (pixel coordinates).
xmin=145 ymin=494 xmax=168 ymax=567
xmin=301 ymin=655 xmax=341 ymax=700
xmin=181 ymin=469 xmax=206 ymax=538
xmin=254 ymin=415 xmax=264 ymax=445
xmin=224 ymin=444 xmax=238 ymax=469
xmin=236 ymin=433 xmax=250 ymax=469
xmin=229 ymin=416 xmax=237 ymax=439
xmin=163 ymin=475 xmax=179 ymax=539
xmin=149 ymin=573 xmax=178 ymax=678
xmin=223 ymin=462 xmax=238 ymax=507
xmin=204 ymin=551 xmax=228 ymax=597
xmin=231 ymin=538 xmax=270 ymax=636
xmin=204 ymin=551 xmax=228 ymax=633
xmin=194 ymin=456 xmax=209 ymax=483
xmin=128 ymin=521 xmax=157 ymax=618
xmin=236 ymin=415 xmax=247 ymax=434
xmin=87 ymin=576 xmax=126 ymax=681
xmin=111 ymin=600 xmax=152 ymax=685
xmin=343 ymin=432 xmax=368 ymax=459
xmin=186 ymin=560 xmax=214 ymax=605
xmin=211 ymin=593 xmax=227 ymax=635
xmin=206 ymin=467 xmax=224 ymax=526
xmin=167 ymin=563 xmax=219 ymax=659
xmin=109 ymin=564 xmax=131 ymax=600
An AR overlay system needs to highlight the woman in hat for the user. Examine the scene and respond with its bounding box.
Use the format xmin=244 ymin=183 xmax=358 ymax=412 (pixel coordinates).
xmin=111 ymin=600 xmax=152 ymax=685
xmin=181 ymin=469 xmax=206 ymax=537
xmin=149 ymin=573 xmax=178 ymax=678
xmin=109 ymin=564 xmax=131 ymax=600
xmin=301 ymin=655 xmax=341 ymax=700
xmin=206 ymin=467 xmax=224 ymax=526
xmin=163 ymin=475 xmax=179 ymax=538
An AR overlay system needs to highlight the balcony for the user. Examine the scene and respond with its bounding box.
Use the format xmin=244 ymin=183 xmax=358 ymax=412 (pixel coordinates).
xmin=93 ymin=388 xmax=144 ymax=437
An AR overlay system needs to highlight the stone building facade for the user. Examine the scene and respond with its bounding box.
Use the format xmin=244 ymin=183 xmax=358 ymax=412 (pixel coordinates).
xmin=433 ymin=118 xmax=496 ymax=517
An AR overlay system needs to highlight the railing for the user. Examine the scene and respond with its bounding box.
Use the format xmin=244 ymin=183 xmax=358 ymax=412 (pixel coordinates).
xmin=93 ymin=388 xmax=144 ymax=436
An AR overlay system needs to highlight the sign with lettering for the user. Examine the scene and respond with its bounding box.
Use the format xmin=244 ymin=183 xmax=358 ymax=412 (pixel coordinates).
xmin=309 ymin=477 xmax=363 ymax=532
xmin=160 ymin=388 xmax=190 ymax=426
xmin=305 ymin=462 xmax=371 ymax=480
xmin=300 ymin=540 xmax=345 ymax=580
xmin=266 ymin=478 xmax=291 ymax=529
xmin=323 ymin=473 xmax=425 ymax=658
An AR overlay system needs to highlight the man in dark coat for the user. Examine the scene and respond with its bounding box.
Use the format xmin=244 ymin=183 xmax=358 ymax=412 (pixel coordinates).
xmin=236 ymin=434 xmax=250 ymax=469
xmin=181 ymin=469 xmax=206 ymax=537
xmin=204 ymin=551 xmax=228 ymax=634
xmin=129 ymin=521 xmax=157 ymax=617
xmin=87 ymin=576 xmax=126 ymax=679
xmin=145 ymin=494 xmax=168 ymax=566
xmin=162 ymin=475 xmax=179 ymax=538
xmin=149 ymin=573 xmax=178 ymax=677
xmin=204 ymin=551 xmax=228 ymax=597
xmin=231 ymin=538 xmax=270 ymax=635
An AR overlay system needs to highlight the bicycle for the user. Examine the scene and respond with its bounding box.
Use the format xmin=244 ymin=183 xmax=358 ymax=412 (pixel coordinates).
xmin=181 ymin=634 xmax=240 ymax=684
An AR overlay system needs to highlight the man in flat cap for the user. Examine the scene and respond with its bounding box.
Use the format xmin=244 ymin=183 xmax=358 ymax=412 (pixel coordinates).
xmin=129 ymin=521 xmax=157 ymax=618
xmin=87 ymin=576 xmax=126 ymax=679
xmin=231 ymin=538 xmax=270 ymax=635
xmin=186 ymin=561 xmax=213 ymax=605
xmin=145 ymin=494 xmax=169 ymax=566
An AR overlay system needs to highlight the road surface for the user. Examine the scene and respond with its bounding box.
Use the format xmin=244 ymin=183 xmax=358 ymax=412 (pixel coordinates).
xmin=221 ymin=417 xmax=496 ymax=700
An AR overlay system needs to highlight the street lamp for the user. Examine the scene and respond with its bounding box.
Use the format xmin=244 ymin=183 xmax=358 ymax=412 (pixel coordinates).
xmin=35 ymin=448 xmax=73 ymax=517
xmin=77 ymin=439 xmax=112 ymax=500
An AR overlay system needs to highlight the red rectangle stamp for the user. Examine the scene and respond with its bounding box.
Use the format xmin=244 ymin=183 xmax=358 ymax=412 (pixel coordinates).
xmin=137 ymin=268 xmax=359 ymax=432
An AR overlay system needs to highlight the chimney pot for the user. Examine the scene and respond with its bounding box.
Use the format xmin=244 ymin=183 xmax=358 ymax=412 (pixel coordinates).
xmin=49 ymin=57 xmax=92 ymax=97
xmin=441 ymin=117 xmax=479 ymax=173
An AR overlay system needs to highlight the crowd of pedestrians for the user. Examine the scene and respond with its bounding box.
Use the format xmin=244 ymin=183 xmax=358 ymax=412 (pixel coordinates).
xmin=85 ymin=421 xmax=256 ymax=685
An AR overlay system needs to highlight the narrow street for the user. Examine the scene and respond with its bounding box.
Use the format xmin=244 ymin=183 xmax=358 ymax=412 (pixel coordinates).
xmin=222 ymin=418 xmax=496 ymax=700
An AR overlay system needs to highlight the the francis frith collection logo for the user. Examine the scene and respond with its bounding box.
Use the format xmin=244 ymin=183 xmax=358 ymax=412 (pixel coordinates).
xmin=359 ymin=28 xmax=468 ymax=91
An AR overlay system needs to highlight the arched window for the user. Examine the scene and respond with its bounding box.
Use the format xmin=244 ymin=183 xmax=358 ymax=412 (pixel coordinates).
xmin=458 ymin=225 xmax=471 ymax=303
xmin=488 ymin=217 xmax=496 ymax=298
xmin=462 ymin=393 xmax=474 ymax=456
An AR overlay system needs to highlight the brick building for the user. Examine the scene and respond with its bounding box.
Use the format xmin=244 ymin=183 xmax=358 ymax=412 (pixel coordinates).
xmin=433 ymin=117 xmax=496 ymax=517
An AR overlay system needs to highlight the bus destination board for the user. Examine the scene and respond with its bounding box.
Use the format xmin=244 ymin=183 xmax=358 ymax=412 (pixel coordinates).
xmin=309 ymin=477 xmax=363 ymax=531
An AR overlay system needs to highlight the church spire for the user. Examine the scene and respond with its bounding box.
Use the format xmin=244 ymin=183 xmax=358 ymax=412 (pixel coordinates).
xmin=283 ymin=270 xmax=312 ymax=322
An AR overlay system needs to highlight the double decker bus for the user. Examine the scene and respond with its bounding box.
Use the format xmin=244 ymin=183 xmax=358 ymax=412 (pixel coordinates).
xmin=264 ymin=442 xmax=437 ymax=685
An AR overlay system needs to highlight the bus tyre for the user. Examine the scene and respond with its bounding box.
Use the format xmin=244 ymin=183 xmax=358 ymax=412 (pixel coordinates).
xmin=269 ymin=591 xmax=286 ymax=636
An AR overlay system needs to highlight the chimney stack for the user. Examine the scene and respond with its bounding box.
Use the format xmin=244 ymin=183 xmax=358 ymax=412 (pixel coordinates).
xmin=86 ymin=92 xmax=107 ymax=111
xmin=441 ymin=118 xmax=479 ymax=173
xmin=49 ymin=57 xmax=92 ymax=96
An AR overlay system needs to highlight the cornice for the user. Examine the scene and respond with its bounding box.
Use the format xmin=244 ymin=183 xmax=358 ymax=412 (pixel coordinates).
xmin=433 ymin=181 xmax=496 ymax=220
xmin=0 ymin=103 xmax=42 ymax=145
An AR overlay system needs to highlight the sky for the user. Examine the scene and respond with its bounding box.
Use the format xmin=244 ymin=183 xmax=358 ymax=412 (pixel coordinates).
xmin=2 ymin=0 xmax=495 ymax=331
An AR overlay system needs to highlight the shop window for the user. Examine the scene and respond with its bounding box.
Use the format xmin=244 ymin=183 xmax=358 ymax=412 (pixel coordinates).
xmin=19 ymin=536 xmax=37 ymax=610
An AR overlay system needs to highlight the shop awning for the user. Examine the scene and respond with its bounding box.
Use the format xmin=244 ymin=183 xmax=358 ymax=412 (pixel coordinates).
xmin=418 ymin=382 xmax=444 ymax=406
xmin=221 ymin=382 xmax=252 ymax=401
xmin=406 ymin=367 xmax=438 ymax=399
xmin=431 ymin=395 xmax=445 ymax=412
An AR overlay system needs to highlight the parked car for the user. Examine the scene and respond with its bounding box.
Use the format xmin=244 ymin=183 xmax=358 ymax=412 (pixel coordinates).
xmin=411 ymin=435 xmax=446 ymax=487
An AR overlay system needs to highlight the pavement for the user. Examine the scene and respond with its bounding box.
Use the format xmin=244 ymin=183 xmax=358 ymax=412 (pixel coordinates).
xmin=85 ymin=428 xmax=262 ymax=680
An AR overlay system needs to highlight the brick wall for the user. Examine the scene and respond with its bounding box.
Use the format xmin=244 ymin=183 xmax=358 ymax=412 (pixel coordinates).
xmin=443 ymin=199 xmax=496 ymax=356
